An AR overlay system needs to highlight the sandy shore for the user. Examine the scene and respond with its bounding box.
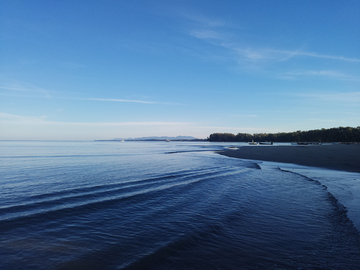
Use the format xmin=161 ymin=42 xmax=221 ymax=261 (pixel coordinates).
xmin=219 ymin=144 xmax=360 ymax=173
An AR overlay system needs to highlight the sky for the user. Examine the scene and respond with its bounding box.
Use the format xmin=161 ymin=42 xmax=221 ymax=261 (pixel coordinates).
xmin=1 ymin=0 xmax=359 ymax=140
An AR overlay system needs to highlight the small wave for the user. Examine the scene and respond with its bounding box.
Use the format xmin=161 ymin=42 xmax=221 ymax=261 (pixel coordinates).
xmin=165 ymin=150 xmax=214 ymax=154
xmin=0 ymin=167 xmax=250 ymax=229
xmin=226 ymin=146 xmax=239 ymax=150
xmin=0 ymin=154 xmax=127 ymax=159
xmin=279 ymin=167 xmax=358 ymax=233
xmin=246 ymin=163 xmax=262 ymax=170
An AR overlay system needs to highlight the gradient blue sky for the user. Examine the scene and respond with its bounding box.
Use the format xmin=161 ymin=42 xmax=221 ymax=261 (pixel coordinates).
xmin=1 ymin=0 xmax=359 ymax=140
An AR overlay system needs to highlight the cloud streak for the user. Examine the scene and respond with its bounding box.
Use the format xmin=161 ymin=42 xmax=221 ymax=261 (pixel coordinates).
xmin=190 ymin=29 xmax=223 ymax=40
xmin=292 ymin=92 xmax=360 ymax=103
xmin=0 ymin=79 xmax=178 ymax=105
xmin=231 ymin=47 xmax=360 ymax=63
xmin=298 ymin=51 xmax=360 ymax=63
xmin=83 ymin=98 xmax=184 ymax=106
xmin=230 ymin=114 xmax=258 ymax=118
xmin=0 ymin=112 xmax=191 ymax=126
xmin=0 ymin=84 xmax=51 ymax=98
xmin=195 ymin=125 xmax=267 ymax=133
xmin=184 ymin=14 xmax=360 ymax=64
xmin=283 ymin=70 xmax=360 ymax=81
xmin=0 ymin=112 xmax=200 ymax=140
xmin=85 ymin=98 xmax=157 ymax=104
xmin=182 ymin=13 xmax=226 ymax=28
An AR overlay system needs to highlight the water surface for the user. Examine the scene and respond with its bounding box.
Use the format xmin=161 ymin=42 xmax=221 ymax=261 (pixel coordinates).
xmin=0 ymin=141 xmax=359 ymax=269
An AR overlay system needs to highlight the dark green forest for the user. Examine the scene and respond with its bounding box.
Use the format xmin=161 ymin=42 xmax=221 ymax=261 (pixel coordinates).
xmin=208 ymin=126 xmax=360 ymax=143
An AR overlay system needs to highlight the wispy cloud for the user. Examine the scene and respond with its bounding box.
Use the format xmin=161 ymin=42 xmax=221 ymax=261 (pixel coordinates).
xmin=297 ymin=51 xmax=360 ymax=63
xmin=0 ymin=112 xmax=198 ymax=140
xmin=85 ymin=98 xmax=157 ymax=104
xmin=61 ymin=62 xmax=86 ymax=69
xmin=191 ymin=32 xmax=360 ymax=67
xmin=195 ymin=125 xmax=266 ymax=132
xmin=234 ymin=48 xmax=268 ymax=61
xmin=0 ymin=81 xmax=51 ymax=98
xmin=230 ymin=47 xmax=303 ymax=62
xmin=283 ymin=70 xmax=360 ymax=81
xmin=231 ymin=47 xmax=360 ymax=63
xmin=0 ymin=112 xmax=190 ymax=126
xmin=293 ymin=92 xmax=360 ymax=103
xmin=0 ymin=89 xmax=179 ymax=105
xmin=0 ymin=78 xmax=179 ymax=105
xmin=182 ymin=13 xmax=226 ymax=28
xmin=190 ymin=29 xmax=223 ymax=40
xmin=0 ymin=112 xmax=262 ymax=132
xmin=83 ymin=98 xmax=183 ymax=106
xmin=180 ymin=12 xmax=231 ymax=44
xmin=183 ymin=14 xmax=360 ymax=64
xmin=0 ymin=112 xmax=47 ymax=123
xmin=230 ymin=114 xmax=257 ymax=118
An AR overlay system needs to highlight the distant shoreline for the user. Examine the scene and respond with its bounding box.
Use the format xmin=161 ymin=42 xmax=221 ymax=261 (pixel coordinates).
xmin=219 ymin=144 xmax=360 ymax=173
xmin=94 ymin=139 xmax=207 ymax=142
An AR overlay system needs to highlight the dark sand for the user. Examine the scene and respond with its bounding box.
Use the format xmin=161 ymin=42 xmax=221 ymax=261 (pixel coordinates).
xmin=219 ymin=144 xmax=360 ymax=173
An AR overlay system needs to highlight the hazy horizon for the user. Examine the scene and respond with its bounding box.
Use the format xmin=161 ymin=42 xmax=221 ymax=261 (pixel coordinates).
xmin=1 ymin=1 xmax=359 ymax=140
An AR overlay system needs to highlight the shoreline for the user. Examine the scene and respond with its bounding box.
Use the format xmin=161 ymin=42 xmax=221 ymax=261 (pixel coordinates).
xmin=219 ymin=144 xmax=360 ymax=173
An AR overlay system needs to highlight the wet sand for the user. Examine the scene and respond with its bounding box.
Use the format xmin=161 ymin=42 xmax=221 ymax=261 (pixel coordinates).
xmin=219 ymin=144 xmax=360 ymax=173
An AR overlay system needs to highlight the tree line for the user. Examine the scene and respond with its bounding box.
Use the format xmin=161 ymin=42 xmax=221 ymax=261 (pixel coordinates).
xmin=208 ymin=126 xmax=360 ymax=143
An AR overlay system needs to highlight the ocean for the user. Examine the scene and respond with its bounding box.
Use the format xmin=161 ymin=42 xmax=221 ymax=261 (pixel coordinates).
xmin=1 ymin=141 xmax=359 ymax=269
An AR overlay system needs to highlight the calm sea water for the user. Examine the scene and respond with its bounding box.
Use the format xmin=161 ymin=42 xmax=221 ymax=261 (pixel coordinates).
xmin=0 ymin=141 xmax=359 ymax=269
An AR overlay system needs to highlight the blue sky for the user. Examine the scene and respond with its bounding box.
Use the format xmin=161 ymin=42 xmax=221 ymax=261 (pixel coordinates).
xmin=1 ymin=0 xmax=359 ymax=140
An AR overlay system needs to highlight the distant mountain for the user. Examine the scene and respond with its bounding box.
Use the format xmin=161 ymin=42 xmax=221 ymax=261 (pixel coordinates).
xmin=113 ymin=136 xmax=199 ymax=141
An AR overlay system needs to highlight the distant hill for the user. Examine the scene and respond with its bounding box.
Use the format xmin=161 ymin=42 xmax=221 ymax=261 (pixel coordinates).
xmin=113 ymin=136 xmax=199 ymax=141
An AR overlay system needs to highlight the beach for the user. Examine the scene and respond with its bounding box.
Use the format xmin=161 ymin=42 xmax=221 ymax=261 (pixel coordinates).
xmin=219 ymin=144 xmax=360 ymax=173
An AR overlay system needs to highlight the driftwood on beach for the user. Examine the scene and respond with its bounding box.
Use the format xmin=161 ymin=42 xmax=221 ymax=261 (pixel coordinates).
xmin=219 ymin=144 xmax=360 ymax=173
